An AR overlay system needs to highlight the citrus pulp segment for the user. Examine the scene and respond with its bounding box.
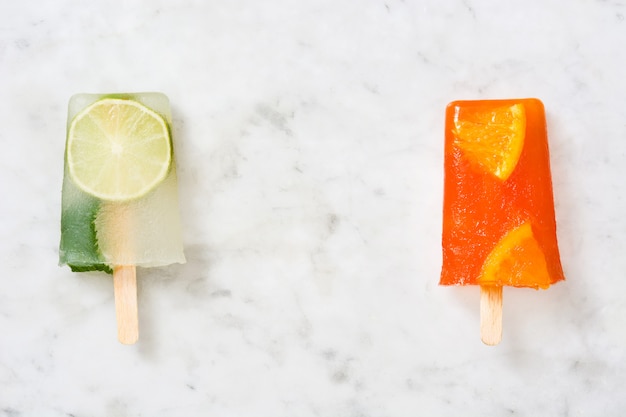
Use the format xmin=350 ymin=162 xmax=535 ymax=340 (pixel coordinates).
xmin=478 ymin=221 xmax=551 ymax=289
xmin=67 ymin=98 xmax=171 ymax=201
xmin=452 ymin=103 xmax=526 ymax=181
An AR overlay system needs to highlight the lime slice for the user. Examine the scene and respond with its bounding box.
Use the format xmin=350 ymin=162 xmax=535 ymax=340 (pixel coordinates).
xmin=67 ymin=98 xmax=172 ymax=201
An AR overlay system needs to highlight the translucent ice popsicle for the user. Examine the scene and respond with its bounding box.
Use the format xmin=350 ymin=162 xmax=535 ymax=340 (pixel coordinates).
xmin=60 ymin=93 xmax=185 ymax=344
xmin=440 ymin=98 xmax=565 ymax=345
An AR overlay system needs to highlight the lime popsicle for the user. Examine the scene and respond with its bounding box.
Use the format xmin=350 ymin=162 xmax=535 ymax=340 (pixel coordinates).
xmin=59 ymin=93 xmax=185 ymax=344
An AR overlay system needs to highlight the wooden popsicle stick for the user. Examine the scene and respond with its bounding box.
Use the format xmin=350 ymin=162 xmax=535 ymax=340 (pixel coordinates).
xmin=113 ymin=265 xmax=138 ymax=345
xmin=480 ymin=285 xmax=502 ymax=346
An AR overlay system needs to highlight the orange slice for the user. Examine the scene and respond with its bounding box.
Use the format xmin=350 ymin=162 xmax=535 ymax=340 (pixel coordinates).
xmin=453 ymin=103 xmax=526 ymax=181
xmin=478 ymin=221 xmax=551 ymax=289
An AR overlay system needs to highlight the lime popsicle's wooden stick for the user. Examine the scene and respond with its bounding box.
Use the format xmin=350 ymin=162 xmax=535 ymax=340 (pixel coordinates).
xmin=113 ymin=265 xmax=138 ymax=345
xmin=480 ymin=285 xmax=502 ymax=346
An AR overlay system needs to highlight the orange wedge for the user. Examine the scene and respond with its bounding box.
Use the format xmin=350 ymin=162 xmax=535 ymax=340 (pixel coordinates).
xmin=453 ymin=103 xmax=526 ymax=181
xmin=478 ymin=221 xmax=551 ymax=289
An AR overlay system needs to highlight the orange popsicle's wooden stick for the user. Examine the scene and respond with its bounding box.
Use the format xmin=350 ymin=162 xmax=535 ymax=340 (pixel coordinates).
xmin=113 ymin=265 xmax=138 ymax=345
xmin=480 ymin=285 xmax=502 ymax=346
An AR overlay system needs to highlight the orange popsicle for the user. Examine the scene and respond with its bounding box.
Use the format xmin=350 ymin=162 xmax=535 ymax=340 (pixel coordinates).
xmin=440 ymin=98 xmax=565 ymax=345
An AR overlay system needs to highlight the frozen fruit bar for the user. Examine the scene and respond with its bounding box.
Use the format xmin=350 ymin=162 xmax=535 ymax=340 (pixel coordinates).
xmin=440 ymin=98 xmax=565 ymax=344
xmin=59 ymin=93 xmax=185 ymax=343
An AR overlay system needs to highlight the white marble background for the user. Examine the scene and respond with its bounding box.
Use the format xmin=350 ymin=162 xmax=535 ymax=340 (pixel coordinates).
xmin=1 ymin=0 xmax=625 ymax=415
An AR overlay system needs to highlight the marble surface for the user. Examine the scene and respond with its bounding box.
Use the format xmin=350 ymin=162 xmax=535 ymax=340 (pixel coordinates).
xmin=1 ymin=0 xmax=625 ymax=415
